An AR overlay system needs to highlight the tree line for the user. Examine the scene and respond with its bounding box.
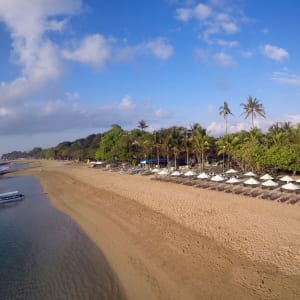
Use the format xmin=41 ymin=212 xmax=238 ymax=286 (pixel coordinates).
xmin=2 ymin=97 xmax=300 ymax=175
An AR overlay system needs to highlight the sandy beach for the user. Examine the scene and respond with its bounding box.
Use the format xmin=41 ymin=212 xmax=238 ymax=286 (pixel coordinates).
xmin=15 ymin=160 xmax=300 ymax=299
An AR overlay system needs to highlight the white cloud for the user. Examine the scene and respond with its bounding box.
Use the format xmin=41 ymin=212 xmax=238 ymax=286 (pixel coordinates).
xmin=213 ymin=52 xmax=235 ymax=67
xmin=221 ymin=21 xmax=238 ymax=33
xmin=194 ymin=3 xmax=212 ymax=20
xmin=217 ymin=39 xmax=239 ymax=47
xmin=272 ymin=71 xmax=300 ymax=87
xmin=118 ymin=96 xmax=134 ymax=110
xmin=175 ymin=1 xmax=241 ymax=42
xmin=0 ymin=0 xmax=80 ymax=104
xmin=143 ymin=37 xmax=174 ymax=59
xmin=262 ymin=44 xmax=289 ymax=62
xmin=241 ymin=50 xmax=253 ymax=58
xmin=207 ymin=121 xmax=248 ymax=136
xmin=175 ymin=8 xmax=193 ymax=21
xmin=0 ymin=95 xmax=172 ymax=135
xmin=62 ymin=34 xmax=112 ymax=68
xmin=195 ymin=49 xmax=235 ymax=68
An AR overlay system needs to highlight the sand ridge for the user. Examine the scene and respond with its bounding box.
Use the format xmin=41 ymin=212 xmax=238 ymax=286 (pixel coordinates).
xmin=14 ymin=160 xmax=300 ymax=299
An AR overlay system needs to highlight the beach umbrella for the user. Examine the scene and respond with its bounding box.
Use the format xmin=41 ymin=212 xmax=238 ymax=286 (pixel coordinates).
xmin=261 ymin=179 xmax=278 ymax=187
xmin=244 ymin=177 xmax=260 ymax=185
xmin=260 ymin=174 xmax=273 ymax=180
xmin=225 ymin=168 xmax=238 ymax=174
xmin=184 ymin=170 xmax=197 ymax=177
xmin=197 ymin=172 xmax=210 ymax=179
xmin=158 ymin=169 xmax=169 ymax=175
xmin=244 ymin=171 xmax=257 ymax=177
xmin=171 ymin=171 xmax=181 ymax=176
xmin=211 ymin=174 xmax=226 ymax=182
xmin=281 ymin=182 xmax=299 ymax=191
xmin=226 ymin=177 xmax=242 ymax=184
xmin=280 ymin=175 xmax=294 ymax=182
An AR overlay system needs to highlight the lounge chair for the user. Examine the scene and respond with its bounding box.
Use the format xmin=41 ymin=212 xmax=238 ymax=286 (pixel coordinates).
xmin=269 ymin=193 xmax=280 ymax=201
xmin=198 ymin=182 xmax=211 ymax=189
xmin=243 ymin=189 xmax=252 ymax=196
xmin=261 ymin=192 xmax=271 ymax=199
xmin=224 ymin=186 xmax=234 ymax=193
xmin=279 ymin=194 xmax=289 ymax=203
xmin=251 ymin=190 xmax=261 ymax=197
xmin=210 ymin=183 xmax=221 ymax=190
xmin=288 ymin=196 xmax=300 ymax=204
xmin=217 ymin=185 xmax=226 ymax=191
xmin=233 ymin=188 xmax=244 ymax=194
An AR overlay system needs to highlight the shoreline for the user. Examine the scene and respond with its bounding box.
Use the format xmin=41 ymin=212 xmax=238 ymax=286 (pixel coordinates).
xmin=12 ymin=160 xmax=300 ymax=299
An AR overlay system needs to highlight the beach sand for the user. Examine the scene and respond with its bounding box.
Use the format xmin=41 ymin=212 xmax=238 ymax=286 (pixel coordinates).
xmin=15 ymin=160 xmax=300 ymax=299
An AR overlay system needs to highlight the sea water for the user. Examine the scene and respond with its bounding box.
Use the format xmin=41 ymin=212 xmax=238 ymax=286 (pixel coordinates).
xmin=0 ymin=174 xmax=126 ymax=300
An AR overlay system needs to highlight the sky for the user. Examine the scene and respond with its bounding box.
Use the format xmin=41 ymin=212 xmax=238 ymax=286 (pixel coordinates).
xmin=1 ymin=0 xmax=300 ymax=155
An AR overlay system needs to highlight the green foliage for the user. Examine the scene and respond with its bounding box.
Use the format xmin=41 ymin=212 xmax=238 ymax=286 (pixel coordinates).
xmin=95 ymin=124 xmax=124 ymax=161
xmin=2 ymin=120 xmax=300 ymax=175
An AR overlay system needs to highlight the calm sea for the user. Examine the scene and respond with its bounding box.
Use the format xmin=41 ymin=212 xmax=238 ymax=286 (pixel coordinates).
xmin=0 ymin=167 xmax=126 ymax=300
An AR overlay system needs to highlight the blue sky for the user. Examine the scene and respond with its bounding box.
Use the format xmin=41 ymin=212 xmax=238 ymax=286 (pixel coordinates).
xmin=1 ymin=0 xmax=300 ymax=155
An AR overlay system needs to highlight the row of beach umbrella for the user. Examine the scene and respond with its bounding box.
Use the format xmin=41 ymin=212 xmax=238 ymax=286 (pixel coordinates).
xmin=154 ymin=168 xmax=300 ymax=191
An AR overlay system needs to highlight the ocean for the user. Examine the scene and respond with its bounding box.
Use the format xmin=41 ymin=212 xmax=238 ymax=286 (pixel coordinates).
xmin=0 ymin=166 xmax=126 ymax=300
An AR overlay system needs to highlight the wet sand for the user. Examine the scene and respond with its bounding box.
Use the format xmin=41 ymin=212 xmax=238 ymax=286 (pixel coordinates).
xmin=15 ymin=160 xmax=300 ymax=299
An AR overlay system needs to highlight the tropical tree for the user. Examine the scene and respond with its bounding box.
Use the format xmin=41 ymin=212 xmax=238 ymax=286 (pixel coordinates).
xmin=138 ymin=120 xmax=148 ymax=132
xmin=95 ymin=124 xmax=124 ymax=161
xmin=216 ymin=133 xmax=240 ymax=170
xmin=192 ymin=126 xmax=210 ymax=171
xmin=219 ymin=101 xmax=233 ymax=135
xmin=240 ymin=96 xmax=266 ymax=128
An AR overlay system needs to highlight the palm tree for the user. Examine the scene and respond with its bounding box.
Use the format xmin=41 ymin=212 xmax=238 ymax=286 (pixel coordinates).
xmin=240 ymin=96 xmax=266 ymax=128
xmin=192 ymin=127 xmax=210 ymax=171
xmin=138 ymin=120 xmax=148 ymax=132
xmin=219 ymin=101 xmax=233 ymax=135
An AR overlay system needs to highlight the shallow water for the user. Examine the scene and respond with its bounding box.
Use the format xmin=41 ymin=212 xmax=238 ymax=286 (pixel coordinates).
xmin=0 ymin=175 xmax=126 ymax=300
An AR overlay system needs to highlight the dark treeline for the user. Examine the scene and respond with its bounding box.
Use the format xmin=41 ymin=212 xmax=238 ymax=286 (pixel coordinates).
xmin=2 ymin=121 xmax=300 ymax=175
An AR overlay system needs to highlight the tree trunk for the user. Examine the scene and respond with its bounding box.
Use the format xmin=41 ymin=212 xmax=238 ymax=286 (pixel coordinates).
xmin=156 ymin=146 xmax=160 ymax=168
xmin=186 ymin=149 xmax=189 ymax=166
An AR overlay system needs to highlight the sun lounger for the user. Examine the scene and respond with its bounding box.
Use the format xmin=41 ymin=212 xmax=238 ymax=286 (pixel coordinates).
xmin=288 ymin=196 xmax=300 ymax=204
xmin=198 ymin=182 xmax=211 ymax=189
xmin=233 ymin=188 xmax=243 ymax=194
xmin=261 ymin=192 xmax=271 ymax=199
xmin=224 ymin=187 xmax=234 ymax=193
xmin=269 ymin=193 xmax=280 ymax=201
xmin=251 ymin=190 xmax=261 ymax=197
xmin=243 ymin=189 xmax=252 ymax=196
xmin=279 ymin=194 xmax=289 ymax=203
xmin=217 ymin=185 xmax=226 ymax=191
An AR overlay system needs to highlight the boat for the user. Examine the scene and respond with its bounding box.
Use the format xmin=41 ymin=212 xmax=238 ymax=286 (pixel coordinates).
xmin=0 ymin=191 xmax=25 ymax=204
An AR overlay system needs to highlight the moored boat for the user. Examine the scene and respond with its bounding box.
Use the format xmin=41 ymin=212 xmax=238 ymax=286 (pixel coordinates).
xmin=0 ymin=191 xmax=25 ymax=204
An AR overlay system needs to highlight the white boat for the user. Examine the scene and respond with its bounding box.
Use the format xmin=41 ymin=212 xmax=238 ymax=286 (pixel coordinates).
xmin=0 ymin=191 xmax=25 ymax=204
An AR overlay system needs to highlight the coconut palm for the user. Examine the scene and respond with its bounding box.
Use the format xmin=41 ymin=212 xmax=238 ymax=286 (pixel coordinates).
xmin=138 ymin=120 xmax=148 ymax=132
xmin=240 ymin=96 xmax=266 ymax=128
xmin=219 ymin=101 xmax=233 ymax=135
xmin=192 ymin=127 xmax=210 ymax=171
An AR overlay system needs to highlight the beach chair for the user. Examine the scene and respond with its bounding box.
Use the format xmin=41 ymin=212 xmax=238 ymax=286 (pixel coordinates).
xmin=224 ymin=186 xmax=234 ymax=193
xmin=217 ymin=185 xmax=226 ymax=191
xmin=233 ymin=188 xmax=243 ymax=194
xmin=288 ymin=196 xmax=300 ymax=204
xmin=209 ymin=184 xmax=217 ymax=190
xmin=251 ymin=190 xmax=261 ymax=197
xmin=269 ymin=193 xmax=280 ymax=201
xmin=279 ymin=194 xmax=289 ymax=203
xmin=243 ymin=189 xmax=252 ymax=196
xmin=261 ymin=192 xmax=271 ymax=199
